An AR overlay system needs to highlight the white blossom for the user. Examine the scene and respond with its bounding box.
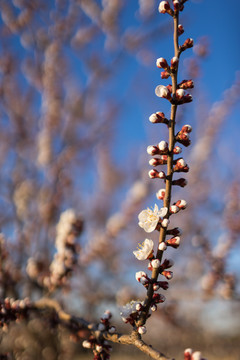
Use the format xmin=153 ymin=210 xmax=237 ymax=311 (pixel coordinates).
xmin=138 ymin=204 xmax=168 ymax=232
xmin=133 ymin=239 xmax=154 ymax=260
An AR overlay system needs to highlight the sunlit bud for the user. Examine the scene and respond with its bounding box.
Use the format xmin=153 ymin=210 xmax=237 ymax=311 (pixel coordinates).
xmin=151 ymin=259 xmax=161 ymax=268
xmin=162 ymin=270 xmax=173 ymax=280
xmin=173 ymin=145 xmax=182 ymax=154
xmin=155 ymin=85 xmax=172 ymax=100
xmin=149 ymin=169 xmax=160 ymax=178
xmin=162 ymin=258 xmax=174 ymax=269
xmin=176 ymin=89 xmax=185 ymax=100
xmin=182 ymin=124 xmax=192 ymax=133
xmin=175 ymin=199 xmax=187 ymax=209
xmin=96 ymin=345 xmax=103 ymax=353
xmin=108 ymin=326 xmax=116 ymax=334
xmin=167 ymin=227 xmax=182 ymax=236
xmin=158 ymin=1 xmax=171 ymax=14
xmin=149 ymin=112 xmax=166 ymax=124
xmin=184 ymin=348 xmax=193 ymax=360
xmin=161 ymin=218 xmax=169 ymax=227
xmin=192 ymin=352 xmax=202 ymax=360
xmin=174 ymin=158 xmax=189 ymax=172
xmin=178 ymin=79 xmax=194 ymax=89
xmin=138 ymin=326 xmax=147 ymax=334
xmin=156 ymin=57 xmax=169 ymax=69
xmin=158 ymin=141 xmax=168 ymax=153
xmin=153 ymin=283 xmax=160 ymax=291
xmin=151 ymin=304 xmax=157 ymax=312
xmin=166 ymin=236 xmax=180 ymax=248
xmin=171 ymin=56 xmax=179 ymax=69
xmin=172 ymin=178 xmax=188 ymax=187
xmin=140 ymin=277 xmax=148 ymax=285
xmin=152 ymin=293 xmax=166 ymax=303
xmin=158 ymin=242 xmax=167 ymax=251
xmin=173 ymin=0 xmax=180 ymax=11
xmin=178 ymin=24 xmax=184 ymax=35
xmin=82 ymin=340 xmax=92 ymax=349
xmin=161 ymin=71 xmax=170 ymax=79
xmin=156 ymin=188 xmax=166 ymax=200
xmin=180 ymin=38 xmax=194 ymax=52
xmin=170 ymin=205 xmax=180 ymax=214
xmin=147 ymin=145 xmax=159 ymax=155
xmin=98 ymin=323 xmax=106 ymax=331
xmin=135 ymin=271 xmax=147 ymax=282
xmin=136 ymin=303 xmax=143 ymax=311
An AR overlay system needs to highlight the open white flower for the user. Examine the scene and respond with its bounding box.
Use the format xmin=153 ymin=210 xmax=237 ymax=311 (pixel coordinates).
xmin=133 ymin=239 xmax=154 ymax=260
xmin=138 ymin=204 xmax=168 ymax=233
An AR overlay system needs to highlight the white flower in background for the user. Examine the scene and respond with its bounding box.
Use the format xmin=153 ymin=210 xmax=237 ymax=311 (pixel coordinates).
xmin=138 ymin=204 xmax=168 ymax=232
xmin=133 ymin=239 xmax=154 ymax=260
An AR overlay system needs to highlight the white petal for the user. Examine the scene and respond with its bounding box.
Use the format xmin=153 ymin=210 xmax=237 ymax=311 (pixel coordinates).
xmin=159 ymin=207 xmax=168 ymax=217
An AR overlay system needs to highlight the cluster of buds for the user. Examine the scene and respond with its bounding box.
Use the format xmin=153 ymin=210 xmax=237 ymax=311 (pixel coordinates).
xmin=158 ymin=1 xmax=184 ymax=16
xmin=184 ymin=348 xmax=207 ymax=360
xmin=176 ymin=124 xmax=192 ymax=147
xmin=82 ymin=310 xmax=114 ymax=360
xmin=0 ymin=297 xmax=31 ymax=329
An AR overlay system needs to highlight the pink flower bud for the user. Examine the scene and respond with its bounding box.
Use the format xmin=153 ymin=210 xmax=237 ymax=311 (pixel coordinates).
xmin=147 ymin=145 xmax=159 ymax=155
xmin=158 ymin=242 xmax=167 ymax=251
xmin=135 ymin=271 xmax=147 ymax=282
xmin=149 ymin=112 xmax=166 ymax=124
xmin=158 ymin=1 xmax=171 ymax=14
xmin=171 ymin=56 xmax=179 ymax=68
xmin=158 ymin=140 xmax=168 ymax=153
xmin=179 ymin=79 xmax=194 ymax=89
xmin=151 ymin=259 xmax=161 ymax=268
xmin=153 ymin=283 xmax=160 ymax=291
xmin=162 ymin=270 xmax=173 ymax=280
xmin=182 ymin=124 xmax=192 ymax=133
xmin=176 ymin=89 xmax=185 ymax=100
xmin=151 ymin=304 xmax=157 ymax=311
xmin=149 ymin=169 xmax=160 ymax=178
xmin=156 ymin=188 xmax=166 ymax=200
xmin=155 ymin=85 xmax=172 ymax=100
xmin=173 ymin=0 xmax=180 ymax=11
xmin=170 ymin=205 xmax=180 ymax=214
xmin=180 ymin=38 xmax=194 ymax=52
xmin=152 ymin=293 xmax=166 ymax=303
xmin=156 ymin=57 xmax=169 ymax=69
xmin=138 ymin=326 xmax=147 ymax=334
xmin=192 ymin=352 xmax=202 ymax=360
xmin=161 ymin=218 xmax=169 ymax=227
xmin=173 ymin=145 xmax=182 ymax=154
xmin=178 ymin=24 xmax=184 ymax=35
xmin=161 ymin=70 xmax=170 ymax=79
xmin=158 ymin=281 xmax=169 ymax=290
xmin=166 ymin=236 xmax=181 ymax=248
xmin=184 ymin=348 xmax=193 ymax=360
xmin=175 ymin=199 xmax=187 ymax=209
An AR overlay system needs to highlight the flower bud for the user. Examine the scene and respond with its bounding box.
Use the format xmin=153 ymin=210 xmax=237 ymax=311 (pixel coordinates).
xmin=161 ymin=218 xmax=169 ymax=227
xmin=156 ymin=188 xmax=165 ymax=200
xmin=170 ymin=205 xmax=180 ymax=214
xmin=167 ymin=227 xmax=182 ymax=236
xmin=178 ymin=24 xmax=184 ymax=35
xmin=180 ymin=38 xmax=194 ymax=52
xmin=175 ymin=199 xmax=187 ymax=209
xmin=184 ymin=348 xmax=193 ymax=360
xmin=149 ymin=112 xmax=167 ymax=124
xmin=173 ymin=145 xmax=182 ymax=154
xmin=182 ymin=124 xmax=192 ymax=133
xmin=147 ymin=145 xmax=159 ymax=156
xmin=162 ymin=270 xmax=173 ymax=280
xmin=171 ymin=56 xmax=179 ymax=69
xmin=152 ymin=293 xmax=166 ymax=303
xmin=166 ymin=236 xmax=181 ymax=248
xmin=148 ymin=169 xmax=160 ymax=179
xmin=176 ymin=89 xmax=185 ymax=100
xmin=156 ymin=57 xmax=169 ymax=69
xmin=151 ymin=304 xmax=157 ymax=311
xmin=173 ymin=0 xmax=180 ymax=11
xmin=155 ymin=85 xmax=172 ymax=100
xmin=158 ymin=242 xmax=167 ymax=251
xmin=161 ymin=70 xmax=170 ymax=79
xmin=138 ymin=326 xmax=147 ymax=334
xmin=135 ymin=271 xmax=147 ymax=282
xmin=158 ymin=140 xmax=168 ymax=153
xmin=158 ymin=1 xmax=171 ymax=14
xmin=162 ymin=258 xmax=174 ymax=269
xmin=192 ymin=352 xmax=202 ymax=360
xmin=178 ymin=79 xmax=194 ymax=89
xmin=151 ymin=259 xmax=161 ymax=268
